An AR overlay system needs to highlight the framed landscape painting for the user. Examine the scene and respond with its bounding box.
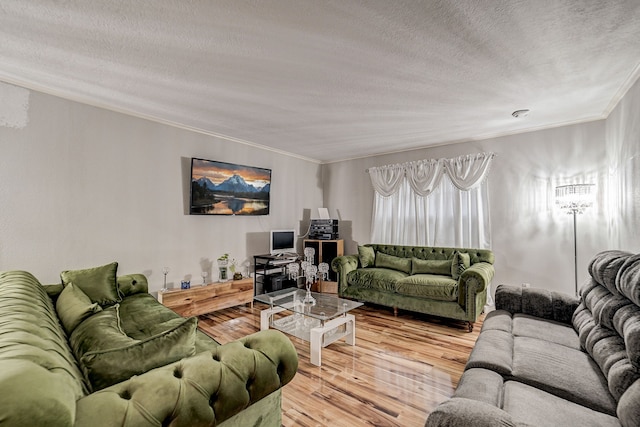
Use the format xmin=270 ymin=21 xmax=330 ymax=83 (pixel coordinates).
xmin=189 ymin=158 xmax=271 ymax=215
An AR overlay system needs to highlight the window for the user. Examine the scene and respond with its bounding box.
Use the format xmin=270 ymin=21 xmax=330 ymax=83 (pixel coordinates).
xmin=369 ymin=153 xmax=494 ymax=248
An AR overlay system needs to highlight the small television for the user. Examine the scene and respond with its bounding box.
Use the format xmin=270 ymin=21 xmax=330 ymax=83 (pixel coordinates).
xmin=270 ymin=230 xmax=296 ymax=256
xmin=190 ymin=158 xmax=271 ymax=215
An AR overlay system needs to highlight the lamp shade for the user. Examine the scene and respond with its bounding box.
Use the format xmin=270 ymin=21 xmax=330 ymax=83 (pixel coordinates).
xmin=555 ymin=184 xmax=595 ymax=213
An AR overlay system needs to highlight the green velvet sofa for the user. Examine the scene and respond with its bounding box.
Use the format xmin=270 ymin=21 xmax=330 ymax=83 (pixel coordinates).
xmin=331 ymin=244 xmax=494 ymax=331
xmin=0 ymin=264 xmax=298 ymax=427
xmin=427 ymin=250 xmax=640 ymax=427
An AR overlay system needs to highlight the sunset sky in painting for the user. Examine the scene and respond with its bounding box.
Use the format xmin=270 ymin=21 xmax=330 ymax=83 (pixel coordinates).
xmin=191 ymin=159 xmax=271 ymax=189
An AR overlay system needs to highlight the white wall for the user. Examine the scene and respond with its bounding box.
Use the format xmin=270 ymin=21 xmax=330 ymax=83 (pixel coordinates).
xmin=606 ymin=77 xmax=640 ymax=252
xmin=0 ymin=84 xmax=323 ymax=292
xmin=2 ymin=78 xmax=638 ymax=298
xmin=323 ymin=118 xmax=618 ymax=296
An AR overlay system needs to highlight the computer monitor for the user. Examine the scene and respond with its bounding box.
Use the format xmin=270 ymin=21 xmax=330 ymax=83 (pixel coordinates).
xmin=270 ymin=229 xmax=296 ymax=256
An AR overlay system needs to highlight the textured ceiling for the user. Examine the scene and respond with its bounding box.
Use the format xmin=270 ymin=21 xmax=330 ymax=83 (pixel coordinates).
xmin=1 ymin=1 xmax=639 ymax=163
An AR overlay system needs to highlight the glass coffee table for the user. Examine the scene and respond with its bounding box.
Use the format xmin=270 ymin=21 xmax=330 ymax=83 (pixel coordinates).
xmin=255 ymin=288 xmax=362 ymax=366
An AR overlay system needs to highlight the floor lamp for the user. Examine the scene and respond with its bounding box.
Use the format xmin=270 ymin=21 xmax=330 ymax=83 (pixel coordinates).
xmin=555 ymin=184 xmax=595 ymax=296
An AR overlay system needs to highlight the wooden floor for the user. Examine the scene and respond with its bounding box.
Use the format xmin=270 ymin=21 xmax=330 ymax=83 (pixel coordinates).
xmin=198 ymin=303 xmax=483 ymax=427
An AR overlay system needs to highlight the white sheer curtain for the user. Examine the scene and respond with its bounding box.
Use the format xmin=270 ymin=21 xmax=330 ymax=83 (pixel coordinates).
xmin=369 ymin=153 xmax=494 ymax=248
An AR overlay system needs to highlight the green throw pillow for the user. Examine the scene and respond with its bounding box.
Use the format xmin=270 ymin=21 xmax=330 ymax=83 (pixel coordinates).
xmin=451 ymin=251 xmax=471 ymax=280
xmin=411 ymin=258 xmax=452 ymax=276
xmin=375 ymin=252 xmax=412 ymax=274
xmin=56 ymin=282 xmax=103 ymax=335
xmin=358 ymin=246 xmax=376 ymax=268
xmin=71 ymin=305 xmax=197 ymax=390
xmin=61 ymin=262 xmax=119 ymax=306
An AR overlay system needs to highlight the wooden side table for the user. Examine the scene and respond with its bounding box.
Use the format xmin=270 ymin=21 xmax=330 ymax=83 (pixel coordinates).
xmin=158 ymin=277 xmax=253 ymax=317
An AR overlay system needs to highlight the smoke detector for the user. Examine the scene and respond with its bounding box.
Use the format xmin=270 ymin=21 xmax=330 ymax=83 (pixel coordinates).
xmin=512 ymin=109 xmax=530 ymax=118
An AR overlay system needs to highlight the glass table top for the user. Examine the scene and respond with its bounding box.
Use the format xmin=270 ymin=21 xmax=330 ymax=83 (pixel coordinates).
xmin=254 ymin=288 xmax=362 ymax=321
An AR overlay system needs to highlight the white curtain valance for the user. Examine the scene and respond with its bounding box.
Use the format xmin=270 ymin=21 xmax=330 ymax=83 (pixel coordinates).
xmin=444 ymin=153 xmax=494 ymax=190
xmin=368 ymin=152 xmax=495 ymax=196
xmin=368 ymin=163 xmax=405 ymax=197
xmin=405 ymin=159 xmax=445 ymax=196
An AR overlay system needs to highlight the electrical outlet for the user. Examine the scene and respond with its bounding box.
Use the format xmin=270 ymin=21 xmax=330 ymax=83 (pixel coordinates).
xmin=521 ymin=283 xmax=531 ymax=288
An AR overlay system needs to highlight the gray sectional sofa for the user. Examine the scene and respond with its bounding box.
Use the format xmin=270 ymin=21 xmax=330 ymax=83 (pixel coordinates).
xmin=426 ymin=250 xmax=640 ymax=427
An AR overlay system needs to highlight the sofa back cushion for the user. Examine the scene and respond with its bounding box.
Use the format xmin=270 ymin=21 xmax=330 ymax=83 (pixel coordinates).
xmin=411 ymin=258 xmax=452 ymax=276
xmin=375 ymin=252 xmax=412 ymax=274
xmin=574 ymin=250 xmax=640 ymax=403
xmin=365 ymin=244 xmax=494 ymax=266
xmin=451 ymin=251 xmax=471 ymax=279
xmin=60 ymin=261 xmax=120 ymax=306
xmin=617 ymin=254 xmax=640 ymax=306
xmin=0 ymin=270 xmax=88 ymax=426
xmin=56 ymin=282 xmax=103 ymax=335
xmin=588 ymin=250 xmax=632 ymax=296
xmin=358 ymin=245 xmax=376 ymax=268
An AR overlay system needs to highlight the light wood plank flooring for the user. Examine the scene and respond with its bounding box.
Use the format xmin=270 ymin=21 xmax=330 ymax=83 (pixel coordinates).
xmin=198 ymin=303 xmax=483 ymax=427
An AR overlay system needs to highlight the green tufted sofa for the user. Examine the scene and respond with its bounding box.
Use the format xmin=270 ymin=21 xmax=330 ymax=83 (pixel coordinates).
xmin=331 ymin=244 xmax=494 ymax=331
xmin=0 ymin=268 xmax=298 ymax=427
xmin=427 ymin=250 xmax=640 ymax=427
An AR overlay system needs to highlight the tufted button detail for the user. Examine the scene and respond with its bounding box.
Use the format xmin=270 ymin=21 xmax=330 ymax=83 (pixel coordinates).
xmin=173 ymin=368 xmax=182 ymax=378
xmin=119 ymin=390 xmax=131 ymax=400
xmin=209 ymin=393 xmax=218 ymax=408
xmin=244 ymin=341 xmax=252 ymax=349
xmin=212 ymin=353 xmax=220 ymax=362
xmin=246 ymin=376 xmax=255 ymax=389
xmin=132 ymin=279 xmax=137 ymax=286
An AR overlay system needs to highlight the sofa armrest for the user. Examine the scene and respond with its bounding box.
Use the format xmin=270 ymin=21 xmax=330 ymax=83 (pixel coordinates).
xmin=74 ymin=329 xmax=298 ymax=427
xmin=495 ymin=284 xmax=579 ymax=324
xmin=331 ymin=255 xmax=360 ymax=294
xmin=44 ymin=283 xmax=64 ymax=302
xmin=117 ymin=273 xmax=149 ymax=297
xmin=457 ymin=262 xmax=494 ymax=306
xmin=426 ymin=397 xmax=517 ymax=427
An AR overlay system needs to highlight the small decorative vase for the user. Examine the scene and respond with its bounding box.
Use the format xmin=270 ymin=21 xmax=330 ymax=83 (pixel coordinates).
xmin=180 ymin=280 xmax=190 ymax=289
xmin=218 ymin=259 xmax=229 ymax=282
xmin=233 ymin=272 xmax=243 ymax=280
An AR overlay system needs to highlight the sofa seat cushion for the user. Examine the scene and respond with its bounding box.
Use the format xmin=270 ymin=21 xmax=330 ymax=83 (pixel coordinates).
xmin=347 ymin=268 xmax=407 ymax=292
xmin=395 ymin=275 xmax=458 ymax=301
xmin=452 ymin=368 xmax=621 ymax=427
xmin=70 ymin=304 xmax=197 ymax=390
xmin=117 ymin=293 xmax=182 ymax=336
xmin=503 ymin=380 xmax=621 ymax=427
xmin=468 ymin=318 xmax=618 ymax=415
xmin=511 ymin=336 xmax=617 ymax=415
xmin=117 ymin=292 xmax=221 ymax=352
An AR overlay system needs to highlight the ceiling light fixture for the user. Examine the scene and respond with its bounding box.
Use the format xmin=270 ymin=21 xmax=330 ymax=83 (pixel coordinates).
xmin=512 ymin=109 xmax=530 ymax=118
